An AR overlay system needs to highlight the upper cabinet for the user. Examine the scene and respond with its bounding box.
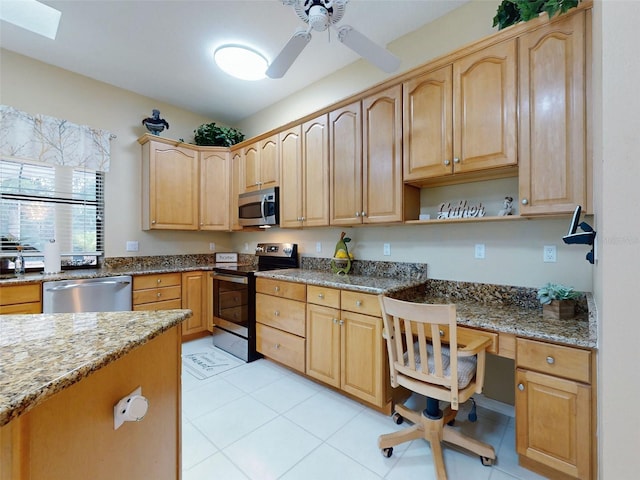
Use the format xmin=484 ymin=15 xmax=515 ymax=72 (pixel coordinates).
xmin=199 ymin=147 xmax=230 ymax=231
xmin=330 ymin=85 xmax=408 ymax=226
xmin=140 ymin=135 xmax=231 ymax=231
xmin=242 ymin=134 xmax=279 ymax=192
xmin=141 ymin=137 xmax=199 ymax=230
xmin=279 ymin=125 xmax=304 ymax=228
xmin=518 ymin=11 xmax=587 ymax=215
xmin=403 ymin=38 xmax=518 ymax=185
xmin=229 ymin=148 xmax=243 ymax=231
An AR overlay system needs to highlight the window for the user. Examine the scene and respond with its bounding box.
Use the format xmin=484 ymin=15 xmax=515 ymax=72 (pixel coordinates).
xmin=0 ymin=158 xmax=104 ymax=272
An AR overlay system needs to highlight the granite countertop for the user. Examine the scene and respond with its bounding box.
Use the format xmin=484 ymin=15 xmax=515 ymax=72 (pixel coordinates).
xmin=388 ymin=286 xmax=597 ymax=349
xmin=0 ymin=309 xmax=191 ymax=426
xmin=254 ymin=268 xmax=425 ymax=294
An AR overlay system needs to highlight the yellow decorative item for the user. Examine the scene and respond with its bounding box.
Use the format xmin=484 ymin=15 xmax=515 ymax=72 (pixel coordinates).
xmin=331 ymin=231 xmax=352 ymax=274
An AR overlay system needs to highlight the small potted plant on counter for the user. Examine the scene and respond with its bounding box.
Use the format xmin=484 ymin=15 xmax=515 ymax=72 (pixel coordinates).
xmin=537 ymin=282 xmax=581 ymax=319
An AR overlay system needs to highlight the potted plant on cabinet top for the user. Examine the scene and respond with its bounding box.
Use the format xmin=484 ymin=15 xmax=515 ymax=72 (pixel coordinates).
xmin=493 ymin=0 xmax=582 ymax=30
xmin=537 ymin=282 xmax=581 ymax=319
xmin=193 ymin=122 xmax=244 ymax=147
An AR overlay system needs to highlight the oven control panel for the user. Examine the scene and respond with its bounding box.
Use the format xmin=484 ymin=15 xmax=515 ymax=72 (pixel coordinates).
xmin=255 ymin=243 xmax=297 ymax=258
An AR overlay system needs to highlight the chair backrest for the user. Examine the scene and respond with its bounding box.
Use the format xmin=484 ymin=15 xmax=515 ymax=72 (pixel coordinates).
xmin=379 ymin=295 xmax=487 ymax=410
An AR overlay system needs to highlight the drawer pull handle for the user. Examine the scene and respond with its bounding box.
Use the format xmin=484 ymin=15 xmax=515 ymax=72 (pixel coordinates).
xmin=157 ymin=293 xmax=161 ymax=298
xmin=318 ymin=293 xmax=324 ymax=299
xmin=275 ymin=286 xmax=280 ymax=292
xmin=518 ymin=383 xmax=525 ymax=391
xmin=275 ymin=343 xmax=280 ymax=349
xmin=444 ymin=159 xmax=451 ymax=166
xmin=274 ymin=311 xmax=280 ymax=316
xmin=546 ymin=356 xmax=555 ymax=365
xmin=157 ymin=279 xmax=161 ymax=284
xmin=333 ymin=318 xmax=338 ymax=324
xmin=339 ymin=320 xmax=344 ymax=326
xmin=355 ymin=300 xmax=362 ymax=307
xmin=439 ymin=330 xmax=444 ymax=337
xmin=521 ymin=198 xmax=529 ymax=205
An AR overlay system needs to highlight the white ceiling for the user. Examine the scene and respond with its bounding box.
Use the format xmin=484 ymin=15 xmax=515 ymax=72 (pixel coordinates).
xmin=0 ymin=0 xmax=469 ymax=125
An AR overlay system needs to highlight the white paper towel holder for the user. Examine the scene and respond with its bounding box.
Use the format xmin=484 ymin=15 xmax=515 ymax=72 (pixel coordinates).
xmin=44 ymin=239 xmax=61 ymax=274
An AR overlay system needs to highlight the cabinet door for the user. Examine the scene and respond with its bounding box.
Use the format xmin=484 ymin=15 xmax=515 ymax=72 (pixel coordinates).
xmin=403 ymin=65 xmax=453 ymax=181
xmin=453 ymin=38 xmax=517 ymax=173
xmin=199 ymin=149 xmax=230 ymax=230
xmin=181 ymin=271 xmax=207 ymax=339
xmin=518 ymin=11 xmax=586 ymax=215
xmin=279 ymin=125 xmax=304 ymax=228
xmin=515 ymin=368 xmax=591 ymax=479
xmin=259 ymin=134 xmax=279 ymax=189
xmin=363 ymin=84 xmax=403 ymax=224
xmin=306 ymin=303 xmax=341 ymax=388
xmin=340 ymin=311 xmax=384 ymax=406
xmin=302 ymin=114 xmax=330 ymax=227
xmin=330 ymin=101 xmax=362 ymax=226
xmin=243 ymin=143 xmax=260 ymax=192
xmin=230 ymin=149 xmax=243 ymax=230
xmin=145 ymin=142 xmax=199 ymax=230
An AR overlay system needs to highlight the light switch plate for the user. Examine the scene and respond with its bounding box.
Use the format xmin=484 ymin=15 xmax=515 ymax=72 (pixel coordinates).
xmin=316 ymin=242 xmax=322 ymax=253
xmin=475 ymin=244 xmax=485 ymax=259
xmin=383 ymin=243 xmax=391 ymax=256
xmin=126 ymin=240 xmax=138 ymax=252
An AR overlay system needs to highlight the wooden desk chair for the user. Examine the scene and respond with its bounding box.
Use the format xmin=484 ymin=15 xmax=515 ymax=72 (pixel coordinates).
xmin=378 ymin=296 xmax=496 ymax=480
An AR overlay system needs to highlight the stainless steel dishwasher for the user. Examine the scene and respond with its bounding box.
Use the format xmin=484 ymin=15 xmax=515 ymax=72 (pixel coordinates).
xmin=42 ymin=275 xmax=132 ymax=313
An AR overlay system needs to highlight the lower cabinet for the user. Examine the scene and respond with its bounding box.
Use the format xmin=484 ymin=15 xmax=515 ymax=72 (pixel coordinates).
xmin=255 ymin=278 xmax=306 ymax=373
xmin=306 ymin=285 xmax=387 ymax=408
xmin=515 ymin=338 xmax=593 ymax=479
xmin=133 ymin=271 xmax=208 ymax=341
xmin=181 ymin=271 xmax=209 ymax=340
xmin=0 ymin=283 xmax=41 ymax=313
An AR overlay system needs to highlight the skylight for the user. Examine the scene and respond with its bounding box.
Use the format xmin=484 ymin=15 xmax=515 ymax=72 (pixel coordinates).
xmin=0 ymin=0 xmax=61 ymax=40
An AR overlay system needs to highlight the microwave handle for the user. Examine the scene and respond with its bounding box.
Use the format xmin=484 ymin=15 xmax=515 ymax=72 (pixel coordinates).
xmin=261 ymin=195 xmax=267 ymax=221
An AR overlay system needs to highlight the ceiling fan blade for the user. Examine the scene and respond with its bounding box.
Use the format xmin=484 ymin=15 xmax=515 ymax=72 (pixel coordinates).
xmin=266 ymin=30 xmax=312 ymax=79
xmin=337 ymin=25 xmax=401 ymax=73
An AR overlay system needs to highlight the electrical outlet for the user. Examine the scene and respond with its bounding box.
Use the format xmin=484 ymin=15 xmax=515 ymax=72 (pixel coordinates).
xmin=383 ymin=243 xmax=391 ymax=256
xmin=126 ymin=241 xmax=138 ymax=252
xmin=244 ymin=243 xmax=249 ymax=252
xmin=543 ymin=245 xmax=557 ymax=263
xmin=475 ymin=244 xmax=485 ymax=259
xmin=316 ymin=242 xmax=322 ymax=253
xmin=209 ymin=242 xmax=216 ymax=251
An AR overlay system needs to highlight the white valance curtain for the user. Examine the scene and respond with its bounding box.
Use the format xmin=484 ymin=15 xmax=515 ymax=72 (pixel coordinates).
xmin=0 ymin=105 xmax=113 ymax=172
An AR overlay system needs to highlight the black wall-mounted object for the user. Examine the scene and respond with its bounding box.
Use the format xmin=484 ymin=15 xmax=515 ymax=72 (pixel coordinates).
xmin=562 ymin=205 xmax=596 ymax=264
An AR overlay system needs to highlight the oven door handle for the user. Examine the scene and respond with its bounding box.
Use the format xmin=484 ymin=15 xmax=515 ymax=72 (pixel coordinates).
xmin=211 ymin=272 xmax=249 ymax=284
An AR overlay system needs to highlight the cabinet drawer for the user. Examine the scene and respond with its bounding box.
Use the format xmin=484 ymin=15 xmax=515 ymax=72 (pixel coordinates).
xmin=256 ymin=278 xmax=306 ymax=301
xmin=307 ymin=285 xmax=340 ymax=308
xmin=434 ymin=325 xmax=498 ymax=356
xmin=133 ymin=273 xmax=181 ymax=290
xmin=1 ymin=283 xmax=41 ymax=306
xmin=133 ymin=285 xmax=181 ymax=305
xmin=133 ymin=298 xmax=182 ymax=311
xmin=256 ymin=323 xmax=305 ymax=373
xmin=256 ymin=293 xmax=305 ymax=337
xmin=0 ymin=302 xmax=41 ymax=314
xmin=517 ymin=338 xmax=591 ymax=384
xmin=341 ymin=290 xmax=381 ymax=317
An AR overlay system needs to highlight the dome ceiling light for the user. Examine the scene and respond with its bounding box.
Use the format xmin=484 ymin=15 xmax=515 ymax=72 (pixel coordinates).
xmin=214 ymin=45 xmax=268 ymax=81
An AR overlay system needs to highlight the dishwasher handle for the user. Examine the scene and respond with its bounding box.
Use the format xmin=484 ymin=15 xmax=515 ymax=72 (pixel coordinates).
xmin=45 ymin=280 xmax=131 ymax=292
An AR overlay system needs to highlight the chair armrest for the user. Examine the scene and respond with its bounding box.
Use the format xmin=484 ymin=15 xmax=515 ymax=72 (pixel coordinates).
xmin=458 ymin=336 xmax=492 ymax=357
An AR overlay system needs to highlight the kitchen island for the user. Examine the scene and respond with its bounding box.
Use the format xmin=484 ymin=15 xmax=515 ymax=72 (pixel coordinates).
xmin=0 ymin=309 xmax=191 ymax=480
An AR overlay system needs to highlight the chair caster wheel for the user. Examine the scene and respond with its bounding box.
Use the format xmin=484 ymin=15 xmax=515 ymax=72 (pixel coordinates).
xmin=480 ymin=456 xmax=494 ymax=466
xmin=392 ymin=413 xmax=403 ymax=425
xmin=447 ymin=419 xmax=455 ymax=426
xmin=381 ymin=447 xmax=393 ymax=458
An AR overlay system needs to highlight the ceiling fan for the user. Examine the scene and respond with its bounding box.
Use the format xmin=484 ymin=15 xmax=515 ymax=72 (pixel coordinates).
xmin=266 ymin=0 xmax=401 ymax=79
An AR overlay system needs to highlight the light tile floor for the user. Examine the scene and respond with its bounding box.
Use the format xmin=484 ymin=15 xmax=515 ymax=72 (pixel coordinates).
xmin=182 ymin=338 xmax=548 ymax=480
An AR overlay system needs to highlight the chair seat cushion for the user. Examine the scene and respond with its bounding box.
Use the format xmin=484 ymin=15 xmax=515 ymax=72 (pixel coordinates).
xmin=405 ymin=343 xmax=477 ymax=389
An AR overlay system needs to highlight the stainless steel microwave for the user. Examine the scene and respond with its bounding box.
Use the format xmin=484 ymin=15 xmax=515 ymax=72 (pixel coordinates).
xmin=238 ymin=187 xmax=279 ymax=227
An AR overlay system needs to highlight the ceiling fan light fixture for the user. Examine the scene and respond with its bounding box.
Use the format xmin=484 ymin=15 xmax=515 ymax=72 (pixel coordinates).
xmin=214 ymin=45 xmax=268 ymax=81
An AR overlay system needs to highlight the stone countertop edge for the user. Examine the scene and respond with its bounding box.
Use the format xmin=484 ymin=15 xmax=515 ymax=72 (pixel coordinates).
xmin=0 ymin=309 xmax=191 ymax=427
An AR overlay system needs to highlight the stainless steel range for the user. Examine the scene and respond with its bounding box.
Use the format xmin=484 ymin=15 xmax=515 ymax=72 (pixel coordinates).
xmin=211 ymin=243 xmax=298 ymax=362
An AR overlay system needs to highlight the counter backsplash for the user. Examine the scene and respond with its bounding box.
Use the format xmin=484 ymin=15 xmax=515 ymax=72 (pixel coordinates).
xmin=103 ymin=254 xmax=217 ymax=271
xmin=300 ymin=257 xmax=428 ymax=281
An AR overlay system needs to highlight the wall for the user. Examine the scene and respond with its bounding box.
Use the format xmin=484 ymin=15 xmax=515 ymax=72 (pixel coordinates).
xmin=595 ymin=1 xmax=640 ymax=478
xmin=0 ymin=49 xmax=235 ymax=258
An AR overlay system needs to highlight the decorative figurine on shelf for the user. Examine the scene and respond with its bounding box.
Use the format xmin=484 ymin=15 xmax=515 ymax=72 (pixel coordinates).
xmin=142 ymin=109 xmax=169 ymax=136
xmin=498 ymin=196 xmax=514 ymax=216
